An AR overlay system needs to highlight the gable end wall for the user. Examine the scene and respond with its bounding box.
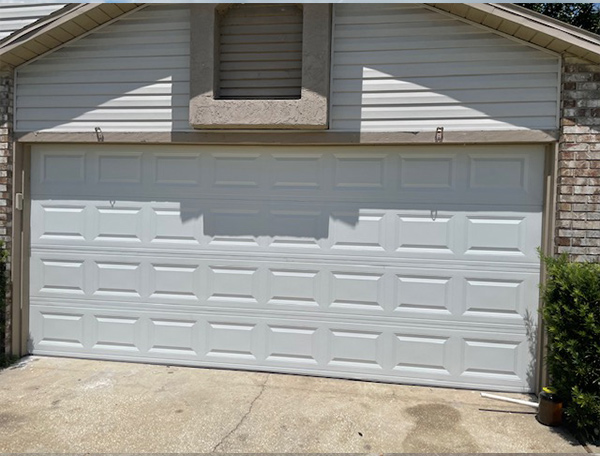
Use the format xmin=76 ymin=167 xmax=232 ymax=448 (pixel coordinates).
xmin=1 ymin=6 xmax=600 ymax=358
xmin=557 ymin=55 xmax=600 ymax=262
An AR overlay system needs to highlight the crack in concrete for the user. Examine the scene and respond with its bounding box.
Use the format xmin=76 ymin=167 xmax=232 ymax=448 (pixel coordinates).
xmin=210 ymin=374 xmax=270 ymax=453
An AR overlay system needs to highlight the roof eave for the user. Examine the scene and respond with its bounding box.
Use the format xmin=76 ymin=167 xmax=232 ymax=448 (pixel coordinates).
xmin=0 ymin=3 xmax=143 ymax=70
xmin=2 ymin=2 xmax=600 ymax=71
xmin=427 ymin=3 xmax=600 ymax=63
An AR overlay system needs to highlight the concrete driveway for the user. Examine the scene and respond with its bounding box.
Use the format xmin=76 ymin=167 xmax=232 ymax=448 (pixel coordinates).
xmin=0 ymin=356 xmax=586 ymax=453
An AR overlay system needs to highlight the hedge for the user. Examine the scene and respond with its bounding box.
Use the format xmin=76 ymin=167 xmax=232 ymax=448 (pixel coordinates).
xmin=541 ymin=253 xmax=600 ymax=443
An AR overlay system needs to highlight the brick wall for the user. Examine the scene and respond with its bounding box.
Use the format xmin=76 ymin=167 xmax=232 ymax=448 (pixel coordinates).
xmin=0 ymin=69 xmax=13 ymax=353
xmin=557 ymin=55 xmax=600 ymax=262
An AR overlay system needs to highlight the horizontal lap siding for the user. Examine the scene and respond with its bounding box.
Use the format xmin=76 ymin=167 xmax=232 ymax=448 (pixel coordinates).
xmin=330 ymin=4 xmax=561 ymax=132
xmin=0 ymin=3 xmax=66 ymax=40
xmin=15 ymin=5 xmax=190 ymax=133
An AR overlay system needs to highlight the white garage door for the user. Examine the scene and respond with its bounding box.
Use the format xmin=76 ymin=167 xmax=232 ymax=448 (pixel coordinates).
xmin=29 ymin=144 xmax=544 ymax=392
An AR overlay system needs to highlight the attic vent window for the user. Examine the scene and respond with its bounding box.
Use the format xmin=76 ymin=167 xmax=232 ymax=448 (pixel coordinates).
xmin=189 ymin=4 xmax=330 ymax=129
xmin=218 ymin=4 xmax=303 ymax=100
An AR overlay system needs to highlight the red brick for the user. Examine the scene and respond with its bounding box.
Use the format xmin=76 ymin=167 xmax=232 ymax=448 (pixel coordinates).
xmin=557 ymin=57 xmax=600 ymax=261
xmin=560 ymin=185 xmax=574 ymax=194
xmin=556 ymin=220 xmax=573 ymax=229
xmin=573 ymin=169 xmax=600 ymax=177
xmin=0 ymin=69 xmax=11 ymax=352
xmin=558 ymin=194 xmax=587 ymax=203
xmin=558 ymin=203 xmax=572 ymax=211
xmin=559 ymin=168 xmax=575 ymax=177
xmin=573 ymin=203 xmax=600 ymax=212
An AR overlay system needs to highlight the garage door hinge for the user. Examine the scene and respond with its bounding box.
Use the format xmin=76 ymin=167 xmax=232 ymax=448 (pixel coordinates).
xmin=15 ymin=192 xmax=23 ymax=211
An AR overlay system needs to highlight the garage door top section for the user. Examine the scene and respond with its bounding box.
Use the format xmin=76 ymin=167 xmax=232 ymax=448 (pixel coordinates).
xmin=31 ymin=144 xmax=544 ymax=264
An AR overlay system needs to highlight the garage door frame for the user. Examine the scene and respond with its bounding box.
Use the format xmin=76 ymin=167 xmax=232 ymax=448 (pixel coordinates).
xmin=10 ymin=141 xmax=558 ymax=391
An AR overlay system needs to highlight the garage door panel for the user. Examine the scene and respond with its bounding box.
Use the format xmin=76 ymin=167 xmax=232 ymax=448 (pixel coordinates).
xmin=393 ymin=332 xmax=456 ymax=378
xmin=265 ymin=324 xmax=321 ymax=366
xmin=207 ymin=265 xmax=261 ymax=305
xmin=152 ymin=153 xmax=202 ymax=187
xmin=92 ymin=261 xmax=143 ymax=299
xmin=30 ymin=144 xmax=544 ymax=391
xmin=468 ymin=153 xmax=530 ymax=191
xmin=267 ymin=269 xmax=322 ymax=308
xmin=149 ymin=263 xmax=203 ymax=302
xmin=31 ymin=144 xmax=545 ymax=207
xmin=399 ymin=153 xmax=457 ymax=190
xmin=92 ymin=315 xmax=144 ymax=354
xmin=30 ymin=251 xmax=538 ymax=328
xmin=148 ymin=318 xmax=201 ymax=359
xmin=31 ymin=309 xmax=86 ymax=350
xmin=330 ymin=209 xmax=388 ymax=251
xmin=31 ymin=201 xmax=542 ymax=264
xmin=30 ymin=303 xmax=532 ymax=390
xmin=93 ymin=203 xmax=145 ymax=243
xmin=332 ymin=152 xmax=390 ymax=190
xmin=32 ymin=201 xmax=87 ymax=242
xmin=96 ymin=152 xmax=143 ymax=185
xmin=34 ymin=149 xmax=86 ymax=185
xmin=395 ymin=212 xmax=455 ymax=253
xmin=269 ymin=152 xmax=324 ymax=190
xmin=150 ymin=203 xmax=202 ymax=245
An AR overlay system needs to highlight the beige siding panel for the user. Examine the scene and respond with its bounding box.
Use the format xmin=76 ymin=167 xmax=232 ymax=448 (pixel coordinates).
xmin=498 ymin=19 xmax=521 ymax=36
xmin=531 ymin=32 xmax=554 ymax=47
xmin=331 ymin=4 xmax=560 ymax=132
xmin=546 ymin=43 xmax=563 ymax=54
xmin=101 ymin=4 xmax=127 ymax=17
xmin=44 ymin=27 xmax=74 ymax=43
xmin=57 ymin=19 xmax=87 ymax=36
xmin=481 ymin=14 xmax=503 ymax=29
xmin=71 ymin=15 xmax=100 ymax=31
xmin=35 ymin=31 xmax=60 ymax=48
xmin=449 ymin=4 xmax=470 ymax=17
xmin=10 ymin=44 xmax=36 ymax=61
xmin=0 ymin=3 xmax=66 ymax=40
xmin=86 ymin=8 xmax=112 ymax=24
xmin=22 ymin=38 xmax=51 ymax=55
xmin=514 ymin=25 xmax=537 ymax=42
xmin=465 ymin=8 xmax=487 ymax=23
xmin=15 ymin=5 xmax=190 ymax=133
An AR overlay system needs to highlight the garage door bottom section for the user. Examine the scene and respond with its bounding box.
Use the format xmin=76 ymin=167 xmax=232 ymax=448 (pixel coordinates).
xmin=29 ymin=144 xmax=543 ymax=392
xmin=30 ymin=286 xmax=536 ymax=392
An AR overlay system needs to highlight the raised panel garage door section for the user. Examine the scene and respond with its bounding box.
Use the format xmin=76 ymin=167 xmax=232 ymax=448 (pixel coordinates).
xmin=29 ymin=144 xmax=544 ymax=392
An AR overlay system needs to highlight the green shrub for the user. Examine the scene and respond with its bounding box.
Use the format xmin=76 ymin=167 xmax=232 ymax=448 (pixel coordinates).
xmin=0 ymin=354 xmax=16 ymax=369
xmin=540 ymin=253 xmax=600 ymax=443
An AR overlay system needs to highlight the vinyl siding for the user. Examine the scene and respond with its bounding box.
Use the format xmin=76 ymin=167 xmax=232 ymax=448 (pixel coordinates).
xmin=16 ymin=3 xmax=562 ymax=134
xmin=330 ymin=4 xmax=561 ymax=132
xmin=0 ymin=3 xmax=66 ymax=41
xmin=15 ymin=5 xmax=190 ymax=133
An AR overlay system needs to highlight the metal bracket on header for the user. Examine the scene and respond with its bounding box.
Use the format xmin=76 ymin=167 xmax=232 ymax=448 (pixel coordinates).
xmin=95 ymin=127 xmax=104 ymax=142
xmin=435 ymin=127 xmax=444 ymax=143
